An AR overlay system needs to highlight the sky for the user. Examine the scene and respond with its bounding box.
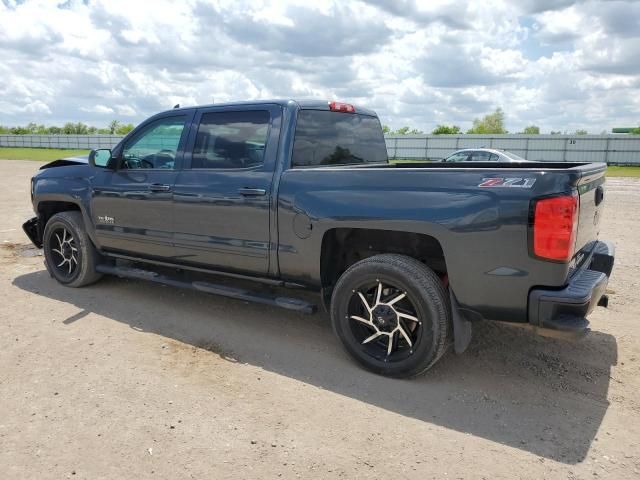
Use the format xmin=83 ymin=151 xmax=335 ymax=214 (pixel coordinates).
xmin=1 ymin=0 xmax=639 ymax=133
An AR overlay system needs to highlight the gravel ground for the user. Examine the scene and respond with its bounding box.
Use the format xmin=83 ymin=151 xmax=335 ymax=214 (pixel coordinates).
xmin=1 ymin=160 xmax=639 ymax=479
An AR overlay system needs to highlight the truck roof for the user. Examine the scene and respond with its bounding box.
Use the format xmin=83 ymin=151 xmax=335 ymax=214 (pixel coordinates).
xmin=164 ymin=99 xmax=378 ymax=118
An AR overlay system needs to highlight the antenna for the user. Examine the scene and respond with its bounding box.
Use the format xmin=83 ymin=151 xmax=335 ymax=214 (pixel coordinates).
xmin=173 ymin=104 xmax=180 ymax=109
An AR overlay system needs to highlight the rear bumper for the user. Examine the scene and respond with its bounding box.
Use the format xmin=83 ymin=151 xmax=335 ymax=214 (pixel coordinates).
xmin=528 ymin=240 xmax=614 ymax=339
xmin=22 ymin=216 xmax=43 ymax=248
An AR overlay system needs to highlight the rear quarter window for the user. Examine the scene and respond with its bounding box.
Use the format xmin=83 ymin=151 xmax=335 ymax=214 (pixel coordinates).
xmin=291 ymin=110 xmax=388 ymax=167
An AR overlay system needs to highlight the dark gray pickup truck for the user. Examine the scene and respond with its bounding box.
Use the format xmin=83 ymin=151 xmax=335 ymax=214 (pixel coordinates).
xmin=23 ymin=99 xmax=614 ymax=377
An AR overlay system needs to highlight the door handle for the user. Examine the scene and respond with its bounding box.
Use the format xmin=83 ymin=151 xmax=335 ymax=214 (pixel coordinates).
xmin=238 ymin=187 xmax=266 ymax=196
xmin=149 ymin=183 xmax=172 ymax=192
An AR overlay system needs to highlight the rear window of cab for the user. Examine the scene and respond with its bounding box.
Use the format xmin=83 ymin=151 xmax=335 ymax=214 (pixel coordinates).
xmin=291 ymin=110 xmax=388 ymax=167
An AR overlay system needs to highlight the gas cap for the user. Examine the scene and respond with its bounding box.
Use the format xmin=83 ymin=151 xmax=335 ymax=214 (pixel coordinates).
xmin=293 ymin=213 xmax=313 ymax=239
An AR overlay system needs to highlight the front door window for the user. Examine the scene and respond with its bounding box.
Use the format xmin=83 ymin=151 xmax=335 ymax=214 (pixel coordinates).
xmin=122 ymin=116 xmax=187 ymax=169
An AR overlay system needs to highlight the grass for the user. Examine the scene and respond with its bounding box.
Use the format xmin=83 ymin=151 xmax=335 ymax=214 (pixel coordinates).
xmin=0 ymin=147 xmax=90 ymax=161
xmin=605 ymin=166 xmax=640 ymax=177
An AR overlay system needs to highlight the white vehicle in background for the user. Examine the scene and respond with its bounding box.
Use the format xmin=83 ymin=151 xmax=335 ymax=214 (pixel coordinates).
xmin=442 ymin=148 xmax=531 ymax=162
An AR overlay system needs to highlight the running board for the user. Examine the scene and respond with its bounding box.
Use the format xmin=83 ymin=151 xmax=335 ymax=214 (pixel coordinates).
xmin=95 ymin=264 xmax=317 ymax=314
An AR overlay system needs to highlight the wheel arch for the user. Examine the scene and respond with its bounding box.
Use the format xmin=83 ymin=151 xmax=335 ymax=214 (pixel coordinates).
xmin=35 ymin=198 xmax=98 ymax=248
xmin=319 ymin=227 xmax=448 ymax=308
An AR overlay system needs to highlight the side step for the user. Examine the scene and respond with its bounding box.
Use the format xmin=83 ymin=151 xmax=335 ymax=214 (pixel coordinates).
xmin=95 ymin=264 xmax=317 ymax=314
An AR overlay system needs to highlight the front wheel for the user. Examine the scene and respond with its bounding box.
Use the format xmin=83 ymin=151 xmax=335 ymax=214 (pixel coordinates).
xmin=43 ymin=211 xmax=103 ymax=287
xmin=330 ymin=254 xmax=450 ymax=378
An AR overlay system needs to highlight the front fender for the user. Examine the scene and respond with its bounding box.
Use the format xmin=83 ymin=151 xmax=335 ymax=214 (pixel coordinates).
xmin=32 ymin=166 xmax=100 ymax=248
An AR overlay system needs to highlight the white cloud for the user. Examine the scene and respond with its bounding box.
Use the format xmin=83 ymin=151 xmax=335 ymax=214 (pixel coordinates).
xmin=0 ymin=0 xmax=638 ymax=133
xmin=81 ymin=105 xmax=115 ymax=114
xmin=22 ymin=100 xmax=52 ymax=115
xmin=115 ymin=105 xmax=137 ymax=116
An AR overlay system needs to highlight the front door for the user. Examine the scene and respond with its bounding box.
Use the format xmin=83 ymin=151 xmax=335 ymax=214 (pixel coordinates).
xmin=172 ymin=105 xmax=281 ymax=274
xmin=91 ymin=112 xmax=191 ymax=259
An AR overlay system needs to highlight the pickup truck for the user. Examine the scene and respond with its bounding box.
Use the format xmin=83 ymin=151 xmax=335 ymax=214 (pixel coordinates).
xmin=23 ymin=99 xmax=615 ymax=378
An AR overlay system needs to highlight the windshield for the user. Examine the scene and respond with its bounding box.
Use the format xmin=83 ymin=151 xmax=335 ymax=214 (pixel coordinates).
xmin=291 ymin=110 xmax=388 ymax=167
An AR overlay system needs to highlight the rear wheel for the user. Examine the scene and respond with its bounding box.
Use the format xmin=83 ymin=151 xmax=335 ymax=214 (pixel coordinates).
xmin=330 ymin=254 xmax=450 ymax=378
xmin=43 ymin=211 xmax=103 ymax=287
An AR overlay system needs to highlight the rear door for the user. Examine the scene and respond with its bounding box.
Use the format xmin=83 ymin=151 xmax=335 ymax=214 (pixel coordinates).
xmin=172 ymin=104 xmax=282 ymax=274
xmin=91 ymin=112 xmax=192 ymax=259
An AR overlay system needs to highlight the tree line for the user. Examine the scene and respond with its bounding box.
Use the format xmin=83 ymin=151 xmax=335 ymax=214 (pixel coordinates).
xmin=3 ymin=110 xmax=639 ymax=136
xmin=0 ymin=120 xmax=135 ymax=135
xmin=384 ymin=108 xmax=640 ymax=135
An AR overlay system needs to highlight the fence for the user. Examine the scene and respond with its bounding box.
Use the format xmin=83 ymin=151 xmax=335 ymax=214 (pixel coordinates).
xmin=385 ymin=134 xmax=640 ymax=165
xmin=1 ymin=133 xmax=640 ymax=165
xmin=0 ymin=134 xmax=122 ymax=149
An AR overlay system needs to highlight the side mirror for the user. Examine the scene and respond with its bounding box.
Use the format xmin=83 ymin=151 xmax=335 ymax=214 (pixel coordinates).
xmin=89 ymin=149 xmax=113 ymax=168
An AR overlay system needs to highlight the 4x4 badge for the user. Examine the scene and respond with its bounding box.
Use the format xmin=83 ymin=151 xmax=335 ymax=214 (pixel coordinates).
xmin=97 ymin=215 xmax=115 ymax=224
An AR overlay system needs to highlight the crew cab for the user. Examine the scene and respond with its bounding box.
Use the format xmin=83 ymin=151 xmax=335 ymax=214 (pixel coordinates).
xmin=23 ymin=99 xmax=615 ymax=377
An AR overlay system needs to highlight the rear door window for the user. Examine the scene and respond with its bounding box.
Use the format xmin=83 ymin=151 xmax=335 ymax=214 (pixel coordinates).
xmin=469 ymin=151 xmax=492 ymax=162
xmin=291 ymin=110 xmax=387 ymax=167
xmin=191 ymin=110 xmax=270 ymax=169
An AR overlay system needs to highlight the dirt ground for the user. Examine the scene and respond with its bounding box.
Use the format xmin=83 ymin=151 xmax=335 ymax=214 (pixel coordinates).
xmin=1 ymin=159 xmax=639 ymax=479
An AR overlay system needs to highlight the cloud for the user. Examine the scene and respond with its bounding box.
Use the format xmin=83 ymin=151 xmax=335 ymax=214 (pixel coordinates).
xmin=363 ymin=0 xmax=472 ymax=29
xmin=0 ymin=0 xmax=638 ymax=134
xmin=23 ymin=100 xmax=52 ymax=115
xmin=81 ymin=105 xmax=115 ymax=114
xmin=517 ymin=0 xmax=583 ymax=14
xmin=211 ymin=3 xmax=393 ymax=57
xmin=116 ymin=105 xmax=137 ymax=116
xmin=415 ymin=42 xmax=527 ymax=88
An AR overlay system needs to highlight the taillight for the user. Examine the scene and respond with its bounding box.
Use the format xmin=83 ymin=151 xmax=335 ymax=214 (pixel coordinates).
xmin=328 ymin=101 xmax=355 ymax=113
xmin=533 ymin=193 xmax=579 ymax=261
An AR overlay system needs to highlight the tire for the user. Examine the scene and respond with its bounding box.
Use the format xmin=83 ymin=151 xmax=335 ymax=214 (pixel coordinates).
xmin=43 ymin=211 xmax=103 ymax=287
xmin=330 ymin=254 xmax=450 ymax=378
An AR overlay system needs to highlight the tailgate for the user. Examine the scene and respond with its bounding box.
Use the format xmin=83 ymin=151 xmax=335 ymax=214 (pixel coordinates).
xmin=575 ymin=165 xmax=607 ymax=254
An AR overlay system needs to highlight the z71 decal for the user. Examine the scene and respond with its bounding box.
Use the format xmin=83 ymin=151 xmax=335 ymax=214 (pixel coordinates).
xmin=478 ymin=177 xmax=536 ymax=188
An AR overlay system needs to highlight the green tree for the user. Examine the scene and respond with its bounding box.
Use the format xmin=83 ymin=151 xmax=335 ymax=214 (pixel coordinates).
xmin=382 ymin=125 xmax=391 ymax=134
xmin=115 ymin=123 xmax=135 ymax=135
xmin=108 ymin=120 xmax=120 ymax=134
xmin=522 ymin=125 xmax=540 ymax=134
xmin=467 ymin=108 xmax=507 ymax=134
xmin=432 ymin=124 xmax=461 ymax=134
xmin=574 ymin=129 xmax=588 ymax=135
xmin=630 ymin=126 xmax=640 ymax=135
xmin=61 ymin=122 xmax=90 ymax=134
xmin=75 ymin=122 xmax=88 ymax=134
xmin=0 ymin=125 xmax=9 ymax=134
xmin=394 ymin=126 xmax=410 ymax=135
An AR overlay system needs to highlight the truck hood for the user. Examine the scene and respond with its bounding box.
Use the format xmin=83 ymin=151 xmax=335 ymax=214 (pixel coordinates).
xmin=40 ymin=155 xmax=89 ymax=170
